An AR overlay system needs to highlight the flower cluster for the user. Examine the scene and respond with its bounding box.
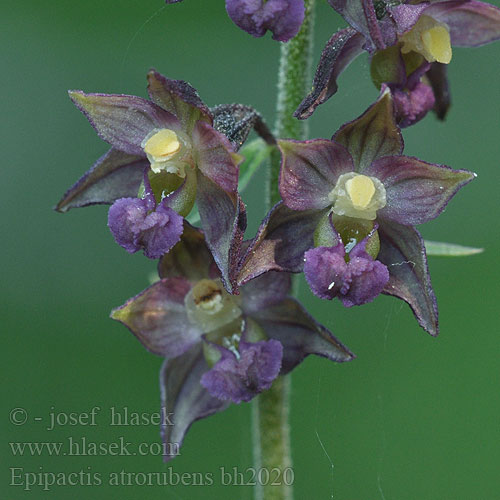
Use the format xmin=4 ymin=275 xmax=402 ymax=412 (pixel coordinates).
xmin=57 ymin=0 xmax=497 ymax=462
xmin=296 ymin=0 xmax=500 ymax=125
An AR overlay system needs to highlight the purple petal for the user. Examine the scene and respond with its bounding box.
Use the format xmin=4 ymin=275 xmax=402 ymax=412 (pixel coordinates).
xmin=392 ymin=82 xmax=436 ymax=128
xmin=366 ymin=155 xmax=475 ymax=225
xmin=426 ymin=62 xmax=451 ymax=120
xmin=108 ymin=197 xmax=184 ymax=259
xmin=68 ymin=91 xmax=181 ymax=155
xmin=304 ymin=241 xmax=389 ymax=306
xmin=238 ymin=202 xmax=327 ymax=285
xmin=340 ymin=245 xmax=389 ymax=307
xmin=333 ymin=87 xmax=403 ymax=172
xmin=251 ymin=298 xmax=355 ymax=373
xmin=279 ymin=139 xmax=354 ymax=210
xmin=140 ymin=202 xmax=185 ymax=259
xmin=240 ymin=271 xmax=292 ymax=314
xmin=226 ymin=0 xmax=305 ymax=42
xmin=55 ymin=148 xmax=148 ymax=212
xmin=304 ymin=245 xmax=348 ymax=300
xmin=196 ymin=171 xmax=246 ymax=293
xmin=108 ymin=197 xmax=150 ymax=254
xmin=424 ymin=0 xmax=500 ymax=47
xmin=147 ymin=70 xmax=212 ymax=133
xmin=160 ymin=345 xmax=229 ymax=462
xmin=389 ymin=3 xmax=430 ymax=35
xmin=158 ymin=223 xmax=215 ymax=282
xmin=111 ymin=277 xmax=203 ymax=357
xmin=200 ymin=336 xmax=283 ymax=403
xmin=378 ymin=220 xmax=438 ymax=336
xmin=192 ymin=121 xmax=241 ymax=193
xmin=295 ymin=28 xmax=365 ymax=119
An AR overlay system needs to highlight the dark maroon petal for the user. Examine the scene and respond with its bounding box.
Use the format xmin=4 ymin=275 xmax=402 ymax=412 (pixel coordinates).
xmin=279 ymin=139 xmax=354 ymax=210
xmin=366 ymin=155 xmax=475 ymax=225
xmin=378 ymin=220 xmax=438 ymax=336
xmin=240 ymin=271 xmax=292 ymax=315
xmin=238 ymin=202 xmax=327 ymax=285
xmin=303 ymin=245 xmax=348 ymax=300
xmin=424 ymin=0 xmax=500 ymax=47
xmin=160 ymin=345 xmax=229 ymax=463
xmin=147 ymin=70 xmax=212 ymax=133
xmin=392 ymin=82 xmax=436 ymax=128
xmin=328 ymin=0 xmax=387 ymax=50
xmin=111 ymin=277 xmax=203 ymax=357
xmin=68 ymin=91 xmax=181 ymax=156
xmin=192 ymin=121 xmax=241 ymax=193
xmin=158 ymin=223 xmax=215 ymax=282
xmin=426 ymin=62 xmax=451 ymax=120
xmin=200 ymin=337 xmax=283 ymax=403
xmin=251 ymin=298 xmax=355 ymax=373
xmin=225 ymin=0 xmax=305 ymax=42
xmin=295 ymin=28 xmax=365 ymax=119
xmin=333 ymin=87 xmax=403 ymax=172
xmin=196 ymin=171 xmax=246 ymax=294
xmin=55 ymin=149 xmax=148 ymax=213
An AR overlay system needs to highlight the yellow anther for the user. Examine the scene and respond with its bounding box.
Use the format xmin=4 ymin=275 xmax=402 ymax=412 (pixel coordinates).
xmin=345 ymin=175 xmax=376 ymax=209
xmin=143 ymin=129 xmax=181 ymax=159
xmin=422 ymin=26 xmax=452 ymax=64
xmin=400 ymin=15 xmax=452 ymax=64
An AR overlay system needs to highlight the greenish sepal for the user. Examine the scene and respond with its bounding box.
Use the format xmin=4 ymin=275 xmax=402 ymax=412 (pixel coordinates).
xmin=202 ymin=340 xmax=222 ymax=368
xmin=245 ymin=318 xmax=268 ymax=343
xmin=370 ymin=45 xmax=404 ymax=89
xmin=402 ymin=50 xmax=425 ymax=78
xmin=147 ymin=170 xmax=184 ymax=204
xmin=316 ymin=213 xmax=381 ymax=259
xmin=313 ymin=211 xmax=340 ymax=247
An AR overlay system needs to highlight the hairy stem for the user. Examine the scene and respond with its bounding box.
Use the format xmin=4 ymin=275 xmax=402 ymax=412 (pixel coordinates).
xmin=267 ymin=0 xmax=316 ymax=207
xmin=255 ymin=2 xmax=316 ymax=500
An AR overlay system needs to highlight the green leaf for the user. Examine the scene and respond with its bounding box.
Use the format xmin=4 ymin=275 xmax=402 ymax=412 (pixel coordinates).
xmin=187 ymin=139 xmax=273 ymax=226
xmin=424 ymin=240 xmax=484 ymax=257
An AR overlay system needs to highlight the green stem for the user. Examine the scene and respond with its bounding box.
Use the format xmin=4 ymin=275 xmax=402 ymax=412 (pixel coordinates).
xmin=255 ymin=3 xmax=316 ymax=500
xmin=267 ymin=0 xmax=316 ymax=207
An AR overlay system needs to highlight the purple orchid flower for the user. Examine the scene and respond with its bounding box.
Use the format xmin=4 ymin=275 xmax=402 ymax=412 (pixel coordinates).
xmin=296 ymin=0 xmax=500 ymax=125
xmin=241 ymin=89 xmax=475 ymax=336
xmin=111 ymin=224 xmax=353 ymax=461
xmin=166 ymin=0 xmax=305 ymax=42
xmin=56 ymin=70 xmax=253 ymax=291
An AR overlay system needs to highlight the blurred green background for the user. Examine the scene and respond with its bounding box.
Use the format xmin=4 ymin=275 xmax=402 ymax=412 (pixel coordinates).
xmin=2 ymin=1 xmax=499 ymax=498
